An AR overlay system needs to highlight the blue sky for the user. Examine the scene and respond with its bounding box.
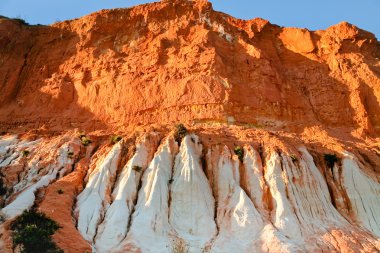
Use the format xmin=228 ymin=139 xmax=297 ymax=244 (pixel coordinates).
xmin=0 ymin=0 xmax=379 ymax=39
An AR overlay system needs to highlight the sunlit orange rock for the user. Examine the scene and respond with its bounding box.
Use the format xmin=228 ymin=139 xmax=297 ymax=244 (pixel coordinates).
xmin=0 ymin=1 xmax=379 ymax=252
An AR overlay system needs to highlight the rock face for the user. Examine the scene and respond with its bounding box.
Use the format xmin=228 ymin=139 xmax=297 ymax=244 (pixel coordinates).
xmin=0 ymin=0 xmax=379 ymax=135
xmin=0 ymin=0 xmax=379 ymax=252
xmin=0 ymin=130 xmax=379 ymax=252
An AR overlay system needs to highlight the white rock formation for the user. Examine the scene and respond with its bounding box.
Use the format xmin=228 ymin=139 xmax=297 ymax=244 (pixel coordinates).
xmin=241 ymin=146 xmax=303 ymax=252
xmin=241 ymin=145 xmax=266 ymax=211
xmin=75 ymin=142 xmax=123 ymax=242
xmin=95 ymin=133 xmax=160 ymax=253
xmin=210 ymin=146 xmax=264 ymax=253
xmin=0 ymin=138 xmax=41 ymax=168
xmin=265 ymin=151 xmax=303 ymax=239
xmin=341 ymin=152 xmax=380 ymax=236
xmin=1 ymin=141 xmax=76 ymax=219
xmin=169 ymin=134 xmax=217 ymax=253
xmin=0 ymin=135 xmax=18 ymax=158
xmin=296 ymin=147 xmax=348 ymax=229
xmin=2 ymin=133 xmax=380 ymax=252
xmin=115 ymin=137 xmax=179 ymax=253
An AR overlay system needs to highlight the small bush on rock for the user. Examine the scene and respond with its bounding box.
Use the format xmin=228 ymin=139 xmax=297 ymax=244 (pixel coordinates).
xmin=67 ymin=151 xmax=74 ymax=159
xmin=0 ymin=178 xmax=7 ymax=195
xmin=324 ymin=153 xmax=338 ymax=168
xmin=11 ymin=210 xmax=63 ymax=253
xmin=14 ymin=18 xmax=29 ymax=26
xmin=132 ymin=165 xmax=142 ymax=172
xmin=289 ymin=154 xmax=298 ymax=162
xmin=111 ymin=135 xmax=122 ymax=144
xmin=234 ymin=146 xmax=244 ymax=162
xmin=21 ymin=150 xmax=30 ymax=157
xmin=79 ymin=133 xmax=92 ymax=146
xmin=174 ymin=124 xmax=188 ymax=144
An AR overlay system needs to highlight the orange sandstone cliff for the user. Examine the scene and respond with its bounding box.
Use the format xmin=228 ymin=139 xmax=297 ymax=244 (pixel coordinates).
xmin=0 ymin=0 xmax=379 ymax=252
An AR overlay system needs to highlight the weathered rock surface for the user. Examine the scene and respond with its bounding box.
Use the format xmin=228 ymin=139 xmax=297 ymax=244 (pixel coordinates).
xmin=0 ymin=129 xmax=379 ymax=252
xmin=0 ymin=0 xmax=379 ymax=252
xmin=0 ymin=0 xmax=379 ymax=136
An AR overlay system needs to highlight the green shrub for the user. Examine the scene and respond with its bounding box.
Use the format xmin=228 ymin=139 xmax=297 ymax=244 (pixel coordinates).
xmin=111 ymin=135 xmax=122 ymax=144
xmin=174 ymin=124 xmax=188 ymax=144
xmin=324 ymin=153 xmax=338 ymax=168
xmin=0 ymin=178 xmax=7 ymax=195
xmin=67 ymin=151 xmax=74 ymax=159
xmin=21 ymin=150 xmax=30 ymax=157
xmin=14 ymin=18 xmax=29 ymax=26
xmin=11 ymin=210 xmax=63 ymax=253
xmin=289 ymin=154 xmax=298 ymax=162
xmin=234 ymin=146 xmax=244 ymax=162
xmin=79 ymin=134 xmax=92 ymax=146
xmin=57 ymin=189 xmax=64 ymax=195
xmin=132 ymin=165 xmax=142 ymax=172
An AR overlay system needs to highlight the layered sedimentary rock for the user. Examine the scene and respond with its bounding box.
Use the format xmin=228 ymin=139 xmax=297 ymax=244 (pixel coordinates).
xmin=0 ymin=0 xmax=380 ymax=252
xmin=0 ymin=130 xmax=379 ymax=252
xmin=0 ymin=0 xmax=379 ymax=136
